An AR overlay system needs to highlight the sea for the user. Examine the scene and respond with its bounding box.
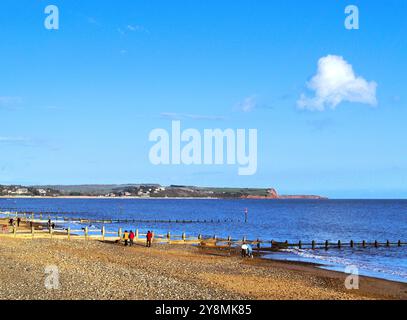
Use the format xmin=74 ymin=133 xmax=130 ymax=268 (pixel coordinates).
xmin=0 ymin=198 xmax=406 ymax=283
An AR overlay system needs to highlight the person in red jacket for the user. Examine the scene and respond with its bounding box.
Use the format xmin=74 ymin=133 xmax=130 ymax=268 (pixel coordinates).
xmin=129 ymin=230 xmax=135 ymax=246
xmin=146 ymin=230 xmax=153 ymax=247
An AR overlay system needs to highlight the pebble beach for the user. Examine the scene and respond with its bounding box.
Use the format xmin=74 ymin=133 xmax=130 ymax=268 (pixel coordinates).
xmin=1 ymin=230 xmax=406 ymax=300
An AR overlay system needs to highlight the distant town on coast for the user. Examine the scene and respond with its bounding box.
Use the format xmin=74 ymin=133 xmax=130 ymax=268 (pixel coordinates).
xmin=0 ymin=184 xmax=326 ymax=200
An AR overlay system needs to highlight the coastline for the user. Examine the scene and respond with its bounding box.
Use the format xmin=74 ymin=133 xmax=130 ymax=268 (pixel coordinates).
xmin=0 ymin=196 xmax=329 ymax=200
xmin=0 ymin=196 xmax=222 ymax=200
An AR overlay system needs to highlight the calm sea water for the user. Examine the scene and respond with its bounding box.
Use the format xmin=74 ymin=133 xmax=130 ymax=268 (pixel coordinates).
xmin=1 ymin=198 xmax=406 ymax=283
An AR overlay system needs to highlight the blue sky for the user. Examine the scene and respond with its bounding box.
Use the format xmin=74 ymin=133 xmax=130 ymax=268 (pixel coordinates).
xmin=0 ymin=0 xmax=406 ymax=198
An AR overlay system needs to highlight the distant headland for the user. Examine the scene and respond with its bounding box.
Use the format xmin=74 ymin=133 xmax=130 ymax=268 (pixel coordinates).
xmin=0 ymin=184 xmax=327 ymax=200
xmin=241 ymin=188 xmax=327 ymax=200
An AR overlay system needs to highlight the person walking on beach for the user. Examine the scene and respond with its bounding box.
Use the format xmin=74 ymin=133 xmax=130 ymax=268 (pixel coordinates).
xmin=17 ymin=217 xmax=21 ymax=227
xmin=146 ymin=230 xmax=152 ymax=247
xmin=129 ymin=230 xmax=135 ymax=246
xmin=246 ymin=244 xmax=253 ymax=258
xmin=123 ymin=230 xmax=129 ymax=246
xmin=241 ymin=243 xmax=248 ymax=257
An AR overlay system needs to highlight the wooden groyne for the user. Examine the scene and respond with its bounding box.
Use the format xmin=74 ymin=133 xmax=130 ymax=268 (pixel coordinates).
xmin=1 ymin=216 xmax=405 ymax=250
xmin=204 ymin=237 xmax=406 ymax=250
xmin=0 ymin=222 xmax=200 ymax=244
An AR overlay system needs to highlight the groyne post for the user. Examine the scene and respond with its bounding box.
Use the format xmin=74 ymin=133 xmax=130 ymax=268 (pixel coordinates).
xmin=182 ymin=233 xmax=186 ymax=241
xmin=102 ymin=226 xmax=105 ymax=241
xmin=67 ymin=227 xmax=71 ymax=240
xmin=31 ymin=225 xmax=35 ymax=238
xmin=228 ymin=236 xmax=232 ymax=247
xmin=325 ymin=240 xmax=329 ymax=250
xmin=85 ymin=227 xmax=89 ymax=240
xmin=135 ymin=229 xmax=139 ymax=240
xmin=312 ymin=240 xmax=315 ymax=249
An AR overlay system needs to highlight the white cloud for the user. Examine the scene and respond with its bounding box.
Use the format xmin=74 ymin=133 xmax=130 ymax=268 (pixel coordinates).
xmin=0 ymin=96 xmax=22 ymax=107
xmin=0 ymin=137 xmax=30 ymax=145
xmin=297 ymin=55 xmax=377 ymax=111
xmin=127 ymin=25 xmax=138 ymax=31
xmin=237 ymin=95 xmax=257 ymax=112
xmin=118 ymin=25 xmax=149 ymax=36
xmin=0 ymin=137 xmax=26 ymax=142
xmin=127 ymin=24 xmax=148 ymax=33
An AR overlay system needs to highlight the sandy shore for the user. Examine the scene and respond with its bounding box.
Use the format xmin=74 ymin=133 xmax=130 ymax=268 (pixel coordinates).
xmin=0 ymin=230 xmax=406 ymax=300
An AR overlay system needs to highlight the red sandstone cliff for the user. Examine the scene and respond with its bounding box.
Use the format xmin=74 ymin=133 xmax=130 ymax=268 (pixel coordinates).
xmin=243 ymin=188 xmax=327 ymax=200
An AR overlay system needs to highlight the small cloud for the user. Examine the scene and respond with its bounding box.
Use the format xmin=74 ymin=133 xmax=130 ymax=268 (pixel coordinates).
xmin=237 ymin=95 xmax=257 ymax=112
xmin=160 ymin=113 xmax=226 ymax=121
xmin=0 ymin=136 xmax=59 ymax=151
xmin=392 ymin=95 xmax=401 ymax=102
xmin=87 ymin=17 xmax=99 ymax=26
xmin=0 ymin=137 xmax=26 ymax=142
xmin=120 ymin=49 xmax=128 ymax=55
xmin=127 ymin=24 xmax=148 ymax=33
xmin=127 ymin=25 xmax=138 ymax=31
xmin=0 ymin=96 xmax=22 ymax=108
xmin=297 ymin=55 xmax=377 ymax=111
xmin=118 ymin=24 xmax=149 ymax=36
xmin=0 ymin=136 xmax=30 ymax=146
